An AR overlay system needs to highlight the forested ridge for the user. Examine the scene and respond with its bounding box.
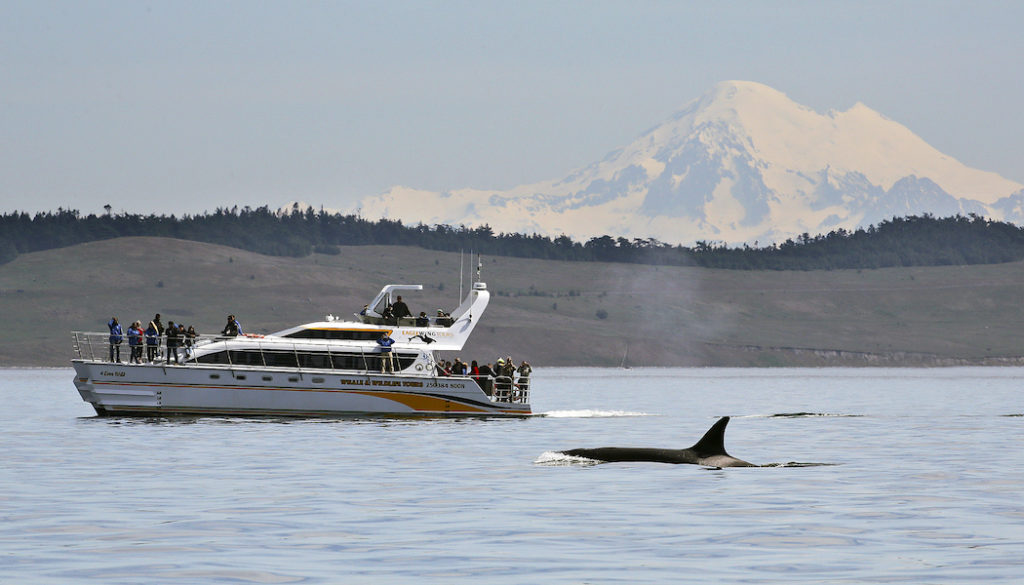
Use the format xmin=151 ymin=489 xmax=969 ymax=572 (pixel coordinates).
xmin=3 ymin=206 xmax=1024 ymax=270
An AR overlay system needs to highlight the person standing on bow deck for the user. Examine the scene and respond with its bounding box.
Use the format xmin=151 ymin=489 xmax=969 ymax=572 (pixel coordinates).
xmin=165 ymin=320 xmax=181 ymax=364
xmin=127 ymin=321 xmax=144 ymax=364
xmin=377 ymin=331 xmax=396 ymax=372
xmin=145 ymin=321 xmax=159 ymax=362
xmin=107 ymin=317 xmax=123 ymax=362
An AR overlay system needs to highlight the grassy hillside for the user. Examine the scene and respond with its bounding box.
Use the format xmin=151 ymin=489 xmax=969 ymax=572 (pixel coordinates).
xmin=3 ymin=237 xmax=1024 ymax=367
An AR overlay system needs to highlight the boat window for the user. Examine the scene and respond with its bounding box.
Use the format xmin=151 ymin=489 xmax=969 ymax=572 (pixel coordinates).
xmin=194 ymin=350 xmax=416 ymax=372
xmin=210 ymin=374 xmax=220 ymax=379
xmin=262 ymin=376 xmax=272 ymax=381
xmin=283 ymin=329 xmax=386 ymax=341
xmin=312 ymin=377 xmax=325 ymax=383
xmin=236 ymin=375 xmax=246 ymax=380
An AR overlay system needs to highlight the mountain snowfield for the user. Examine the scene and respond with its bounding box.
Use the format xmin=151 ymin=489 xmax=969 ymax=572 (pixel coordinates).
xmin=349 ymin=81 xmax=1024 ymax=245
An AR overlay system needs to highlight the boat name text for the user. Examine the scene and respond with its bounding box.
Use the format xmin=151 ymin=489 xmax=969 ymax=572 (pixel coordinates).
xmin=338 ymin=378 xmax=424 ymax=388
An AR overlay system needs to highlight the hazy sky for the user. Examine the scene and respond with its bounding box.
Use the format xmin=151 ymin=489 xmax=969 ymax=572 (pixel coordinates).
xmin=3 ymin=1 xmax=1022 ymax=217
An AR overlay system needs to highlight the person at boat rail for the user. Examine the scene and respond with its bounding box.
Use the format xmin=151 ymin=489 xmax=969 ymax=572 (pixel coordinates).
xmin=151 ymin=313 xmax=165 ymax=359
xmin=177 ymin=324 xmax=188 ymax=358
xmin=145 ymin=321 xmax=159 ymax=362
xmin=391 ymin=295 xmax=412 ymax=323
xmin=185 ymin=325 xmax=197 ymax=358
xmin=415 ymin=311 xmax=430 ymax=327
xmin=377 ymin=331 xmax=396 ymax=372
xmin=476 ymin=361 xmax=494 ymax=395
xmin=221 ymin=314 xmax=242 ymax=336
xmin=107 ymin=317 xmax=123 ymax=362
xmin=127 ymin=321 xmax=144 ymax=364
xmin=165 ymin=320 xmax=181 ymax=364
xmin=436 ymin=309 xmax=453 ymax=327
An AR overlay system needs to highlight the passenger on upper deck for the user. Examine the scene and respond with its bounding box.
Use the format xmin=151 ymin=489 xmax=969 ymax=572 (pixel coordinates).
xmin=436 ymin=309 xmax=453 ymax=327
xmin=221 ymin=314 xmax=242 ymax=336
xmin=415 ymin=311 xmax=430 ymax=327
xmin=391 ymin=296 xmax=412 ymax=321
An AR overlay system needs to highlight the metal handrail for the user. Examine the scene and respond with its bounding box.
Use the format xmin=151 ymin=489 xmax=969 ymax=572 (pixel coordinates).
xmin=71 ymin=331 xmax=413 ymax=375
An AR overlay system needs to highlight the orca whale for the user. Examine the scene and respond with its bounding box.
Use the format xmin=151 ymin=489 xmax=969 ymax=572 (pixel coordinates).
xmin=558 ymin=416 xmax=756 ymax=467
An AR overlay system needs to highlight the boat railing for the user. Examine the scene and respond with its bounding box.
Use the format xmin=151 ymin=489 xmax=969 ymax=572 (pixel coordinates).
xmin=72 ymin=331 xmax=226 ymax=363
xmin=491 ymin=375 xmax=530 ymax=405
xmin=72 ymin=331 xmax=400 ymax=372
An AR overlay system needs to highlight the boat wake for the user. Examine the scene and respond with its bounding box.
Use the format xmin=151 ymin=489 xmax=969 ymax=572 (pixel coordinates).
xmin=760 ymin=462 xmax=839 ymax=468
xmin=540 ymin=409 xmax=654 ymax=418
xmin=534 ymin=451 xmax=602 ymax=466
xmin=738 ymin=412 xmax=864 ymax=419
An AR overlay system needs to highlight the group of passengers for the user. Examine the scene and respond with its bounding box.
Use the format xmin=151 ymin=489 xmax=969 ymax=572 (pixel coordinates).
xmin=365 ymin=296 xmax=453 ymax=327
xmin=436 ymin=355 xmax=532 ymax=397
xmin=106 ymin=313 xmax=243 ymax=364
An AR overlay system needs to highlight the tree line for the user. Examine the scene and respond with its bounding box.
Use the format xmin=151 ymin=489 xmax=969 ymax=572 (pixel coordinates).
xmin=3 ymin=205 xmax=1024 ymax=271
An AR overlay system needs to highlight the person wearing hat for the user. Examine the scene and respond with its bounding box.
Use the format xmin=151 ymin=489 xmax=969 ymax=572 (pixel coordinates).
xmin=436 ymin=309 xmax=452 ymax=327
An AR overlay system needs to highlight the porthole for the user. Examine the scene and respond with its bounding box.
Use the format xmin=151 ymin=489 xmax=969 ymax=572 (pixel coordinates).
xmin=288 ymin=376 xmax=299 ymax=382
xmin=210 ymin=374 xmax=220 ymax=379
xmin=236 ymin=375 xmax=246 ymax=380
xmin=262 ymin=376 xmax=272 ymax=381
xmin=312 ymin=377 xmax=325 ymax=383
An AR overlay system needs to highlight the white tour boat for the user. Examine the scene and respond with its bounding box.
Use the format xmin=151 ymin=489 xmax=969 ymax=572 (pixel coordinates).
xmin=71 ymin=280 xmax=531 ymax=417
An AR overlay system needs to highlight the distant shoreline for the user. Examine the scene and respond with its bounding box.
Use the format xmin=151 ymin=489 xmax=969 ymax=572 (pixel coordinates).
xmin=5 ymin=238 xmax=1024 ymax=369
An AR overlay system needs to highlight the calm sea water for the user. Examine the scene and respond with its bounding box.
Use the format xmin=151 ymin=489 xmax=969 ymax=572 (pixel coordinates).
xmin=1 ymin=367 xmax=1022 ymax=584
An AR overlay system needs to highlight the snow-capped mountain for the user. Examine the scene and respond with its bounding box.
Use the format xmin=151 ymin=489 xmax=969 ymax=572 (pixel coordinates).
xmin=350 ymin=81 xmax=1024 ymax=245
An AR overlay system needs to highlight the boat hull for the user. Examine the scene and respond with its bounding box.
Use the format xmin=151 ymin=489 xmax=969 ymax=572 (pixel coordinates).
xmin=72 ymin=361 xmax=531 ymax=417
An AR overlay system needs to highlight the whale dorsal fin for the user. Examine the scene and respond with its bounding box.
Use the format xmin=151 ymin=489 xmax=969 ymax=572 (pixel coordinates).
xmin=689 ymin=416 xmax=731 ymax=457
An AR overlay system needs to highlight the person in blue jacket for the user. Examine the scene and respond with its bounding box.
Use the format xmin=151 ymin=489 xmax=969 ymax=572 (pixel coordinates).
xmin=107 ymin=317 xmax=123 ymax=362
xmin=377 ymin=331 xmax=396 ymax=372
xmin=145 ymin=321 xmax=159 ymax=362
xmin=126 ymin=320 xmax=143 ymax=363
